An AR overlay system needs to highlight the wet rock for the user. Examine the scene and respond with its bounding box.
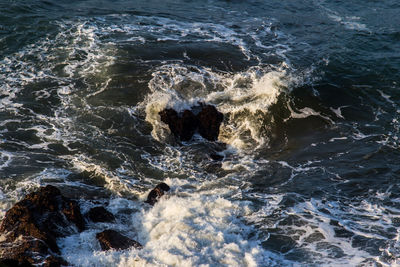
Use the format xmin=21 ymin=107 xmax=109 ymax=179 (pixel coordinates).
xmin=87 ymin=206 xmax=115 ymax=223
xmin=196 ymin=104 xmax=224 ymax=141
xmin=159 ymin=103 xmax=223 ymax=141
xmin=145 ymin=182 xmax=170 ymax=206
xmin=210 ymin=153 xmax=224 ymax=161
xmin=159 ymin=108 xmax=198 ymax=141
xmin=0 ymin=238 xmax=46 ymax=266
xmin=0 ymin=185 xmax=84 ymax=265
xmin=0 ymin=237 xmax=49 ymax=263
xmin=0 ymin=258 xmax=33 ymax=267
xmin=96 ymin=230 xmax=142 ymax=251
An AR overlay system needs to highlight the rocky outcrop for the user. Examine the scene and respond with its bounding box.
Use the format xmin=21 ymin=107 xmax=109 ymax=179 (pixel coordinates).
xmin=87 ymin=206 xmax=115 ymax=223
xmin=145 ymin=183 xmax=170 ymax=206
xmin=0 ymin=258 xmax=33 ymax=267
xmin=159 ymin=103 xmax=223 ymax=141
xmin=96 ymin=230 xmax=142 ymax=251
xmin=159 ymin=109 xmax=198 ymax=141
xmin=196 ymin=105 xmax=224 ymax=141
xmin=0 ymin=185 xmax=85 ymax=266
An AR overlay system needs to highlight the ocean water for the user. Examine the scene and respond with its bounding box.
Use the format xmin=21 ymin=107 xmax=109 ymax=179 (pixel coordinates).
xmin=1 ymin=0 xmax=400 ymax=266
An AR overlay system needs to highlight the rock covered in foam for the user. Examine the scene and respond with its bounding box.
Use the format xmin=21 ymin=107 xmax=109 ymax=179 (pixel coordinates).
xmin=159 ymin=103 xmax=223 ymax=141
xmin=0 ymin=185 xmax=85 ymax=266
xmin=87 ymin=206 xmax=115 ymax=223
xmin=145 ymin=182 xmax=170 ymax=206
xmin=96 ymin=230 xmax=142 ymax=251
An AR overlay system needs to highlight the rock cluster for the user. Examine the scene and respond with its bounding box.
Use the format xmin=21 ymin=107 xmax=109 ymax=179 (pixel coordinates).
xmin=0 ymin=185 xmax=84 ymax=266
xmin=159 ymin=103 xmax=223 ymax=141
xmin=0 ymin=182 xmax=171 ymax=266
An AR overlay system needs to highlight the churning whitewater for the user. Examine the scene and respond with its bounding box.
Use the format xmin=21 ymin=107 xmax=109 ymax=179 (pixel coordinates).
xmin=1 ymin=0 xmax=400 ymax=266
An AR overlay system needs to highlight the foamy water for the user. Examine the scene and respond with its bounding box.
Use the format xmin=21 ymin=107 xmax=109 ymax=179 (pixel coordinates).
xmin=1 ymin=1 xmax=400 ymax=266
xmin=59 ymin=181 xmax=293 ymax=267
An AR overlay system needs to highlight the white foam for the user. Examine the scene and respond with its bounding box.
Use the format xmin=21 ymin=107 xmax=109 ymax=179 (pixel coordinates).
xmin=330 ymin=106 xmax=348 ymax=119
xmin=90 ymin=15 xmax=258 ymax=60
xmin=318 ymin=4 xmax=370 ymax=32
xmin=59 ymin=181 xmax=289 ymax=267
xmin=378 ymin=90 xmax=395 ymax=105
xmin=0 ymin=151 xmax=13 ymax=170
xmin=328 ymin=14 xmax=369 ymax=31
xmin=246 ymin=193 xmax=399 ymax=266
xmin=285 ymin=103 xmax=334 ymax=124
xmin=329 ymin=137 xmax=348 ymax=142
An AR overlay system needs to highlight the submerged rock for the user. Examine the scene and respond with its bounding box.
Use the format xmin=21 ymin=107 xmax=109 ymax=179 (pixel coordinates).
xmin=159 ymin=103 xmax=223 ymax=141
xmin=0 ymin=185 xmax=85 ymax=266
xmin=145 ymin=182 xmax=170 ymax=206
xmin=87 ymin=206 xmax=115 ymax=223
xmin=96 ymin=230 xmax=142 ymax=251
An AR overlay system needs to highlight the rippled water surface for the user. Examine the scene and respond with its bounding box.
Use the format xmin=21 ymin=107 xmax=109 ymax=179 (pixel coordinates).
xmin=1 ymin=0 xmax=400 ymax=266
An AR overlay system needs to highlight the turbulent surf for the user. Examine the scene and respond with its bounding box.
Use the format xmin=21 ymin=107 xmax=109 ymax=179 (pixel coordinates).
xmin=1 ymin=0 xmax=400 ymax=266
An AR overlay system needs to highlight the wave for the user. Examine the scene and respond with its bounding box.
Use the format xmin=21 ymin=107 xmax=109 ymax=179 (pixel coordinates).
xmin=143 ymin=62 xmax=308 ymax=151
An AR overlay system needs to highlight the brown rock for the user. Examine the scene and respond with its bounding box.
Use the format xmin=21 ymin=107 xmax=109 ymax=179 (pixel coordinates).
xmin=0 ymin=236 xmax=67 ymax=267
xmin=96 ymin=230 xmax=142 ymax=251
xmin=0 ymin=185 xmax=84 ymax=265
xmin=87 ymin=207 xmax=115 ymax=223
xmin=145 ymin=183 xmax=170 ymax=206
xmin=62 ymin=199 xmax=85 ymax=232
xmin=0 ymin=237 xmax=47 ymax=266
xmin=0 ymin=258 xmax=33 ymax=267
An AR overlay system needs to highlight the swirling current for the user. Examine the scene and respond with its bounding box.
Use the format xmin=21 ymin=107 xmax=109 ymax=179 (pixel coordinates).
xmin=1 ymin=0 xmax=400 ymax=266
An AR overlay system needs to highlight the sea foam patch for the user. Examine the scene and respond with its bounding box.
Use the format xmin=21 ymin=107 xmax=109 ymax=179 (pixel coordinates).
xmin=59 ymin=181 xmax=290 ymax=267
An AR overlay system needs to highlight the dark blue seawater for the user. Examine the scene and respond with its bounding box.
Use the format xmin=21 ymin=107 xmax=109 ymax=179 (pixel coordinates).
xmin=1 ymin=0 xmax=400 ymax=266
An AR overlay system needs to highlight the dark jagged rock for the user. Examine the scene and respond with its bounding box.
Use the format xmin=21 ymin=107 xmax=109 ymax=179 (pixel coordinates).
xmin=159 ymin=103 xmax=223 ymax=141
xmin=197 ymin=104 xmax=224 ymax=141
xmin=96 ymin=230 xmax=142 ymax=251
xmin=159 ymin=108 xmax=198 ymax=141
xmin=0 ymin=237 xmax=49 ymax=264
xmin=0 ymin=185 xmax=84 ymax=266
xmin=145 ymin=183 xmax=170 ymax=206
xmin=62 ymin=199 xmax=85 ymax=233
xmin=87 ymin=206 xmax=115 ymax=223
